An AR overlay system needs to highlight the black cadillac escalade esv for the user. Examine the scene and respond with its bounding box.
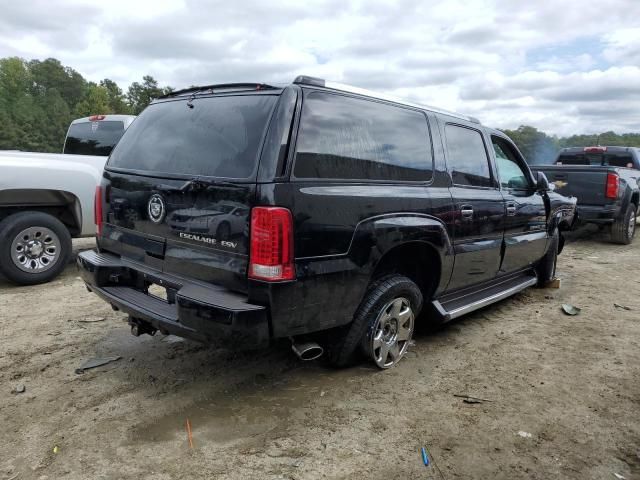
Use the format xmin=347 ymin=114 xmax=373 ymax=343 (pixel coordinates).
xmin=78 ymin=76 xmax=576 ymax=369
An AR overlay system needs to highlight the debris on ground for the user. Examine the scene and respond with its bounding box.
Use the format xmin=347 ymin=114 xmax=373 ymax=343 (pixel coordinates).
xmin=79 ymin=316 xmax=106 ymax=323
xmin=613 ymin=303 xmax=632 ymax=311
xmin=161 ymin=335 xmax=185 ymax=344
xmin=11 ymin=384 xmax=26 ymax=394
xmin=186 ymin=418 xmax=194 ymax=449
xmin=75 ymin=356 xmax=121 ymax=374
xmin=421 ymin=446 xmax=430 ymax=466
xmin=545 ymin=278 xmax=561 ymax=289
xmin=562 ymin=304 xmax=581 ymax=316
xmin=517 ymin=431 xmax=533 ymax=438
xmin=613 ymin=473 xmax=626 ymax=480
xmin=454 ymin=394 xmax=492 ymax=403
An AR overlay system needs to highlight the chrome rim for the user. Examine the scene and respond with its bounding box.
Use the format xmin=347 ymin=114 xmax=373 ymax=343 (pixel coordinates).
xmin=10 ymin=226 xmax=61 ymax=273
xmin=628 ymin=212 xmax=635 ymax=239
xmin=367 ymin=297 xmax=414 ymax=369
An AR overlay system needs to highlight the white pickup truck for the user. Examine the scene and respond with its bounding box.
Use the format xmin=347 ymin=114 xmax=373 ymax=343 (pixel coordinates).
xmin=0 ymin=114 xmax=136 ymax=285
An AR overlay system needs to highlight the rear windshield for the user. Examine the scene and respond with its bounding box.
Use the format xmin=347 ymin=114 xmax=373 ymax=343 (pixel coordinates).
xmin=108 ymin=95 xmax=277 ymax=178
xmin=557 ymin=152 xmax=634 ymax=167
xmin=64 ymin=121 xmax=125 ymax=156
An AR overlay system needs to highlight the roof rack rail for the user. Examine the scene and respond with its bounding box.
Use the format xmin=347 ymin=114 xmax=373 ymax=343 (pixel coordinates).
xmin=160 ymin=83 xmax=279 ymax=99
xmin=293 ymin=75 xmax=480 ymax=124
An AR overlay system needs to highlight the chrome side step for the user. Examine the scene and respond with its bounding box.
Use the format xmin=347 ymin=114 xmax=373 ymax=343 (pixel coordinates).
xmin=432 ymin=273 xmax=538 ymax=322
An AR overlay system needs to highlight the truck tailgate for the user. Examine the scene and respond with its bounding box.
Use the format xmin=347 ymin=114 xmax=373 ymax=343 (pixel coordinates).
xmin=532 ymin=165 xmax=609 ymax=206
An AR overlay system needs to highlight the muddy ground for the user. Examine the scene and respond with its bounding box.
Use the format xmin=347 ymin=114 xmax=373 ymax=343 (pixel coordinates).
xmin=1 ymin=230 xmax=639 ymax=480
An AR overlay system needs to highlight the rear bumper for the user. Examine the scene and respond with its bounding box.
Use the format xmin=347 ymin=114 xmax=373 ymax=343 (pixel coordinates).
xmin=77 ymin=250 xmax=269 ymax=349
xmin=576 ymin=205 xmax=620 ymax=224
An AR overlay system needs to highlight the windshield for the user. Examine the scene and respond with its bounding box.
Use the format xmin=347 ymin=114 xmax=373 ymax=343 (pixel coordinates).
xmin=108 ymin=94 xmax=277 ymax=179
xmin=64 ymin=121 xmax=126 ymax=156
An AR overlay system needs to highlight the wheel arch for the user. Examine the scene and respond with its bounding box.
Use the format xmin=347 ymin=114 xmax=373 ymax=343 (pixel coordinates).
xmin=630 ymin=191 xmax=639 ymax=211
xmin=0 ymin=189 xmax=82 ymax=237
xmin=370 ymin=240 xmax=443 ymax=303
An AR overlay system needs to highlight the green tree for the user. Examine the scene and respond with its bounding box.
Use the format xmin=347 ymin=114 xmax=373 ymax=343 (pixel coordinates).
xmin=501 ymin=125 xmax=559 ymax=164
xmin=100 ymin=78 xmax=131 ymax=114
xmin=127 ymin=75 xmax=169 ymax=114
xmin=74 ymin=83 xmax=111 ymax=117
xmin=0 ymin=57 xmax=36 ymax=151
xmin=28 ymin=58 xmax=86 ymax=110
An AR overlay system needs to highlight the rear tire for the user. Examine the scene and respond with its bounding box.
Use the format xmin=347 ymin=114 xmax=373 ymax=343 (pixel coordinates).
xmin=611 ymin=203 xmax=636 ymax=245
xmin=326 ymin=275 xmax=423 ymax=369
xmin=0 ymin=212 xmax=72 ymax=285
xmin=536 ymin=228 xmax=558 ymax=286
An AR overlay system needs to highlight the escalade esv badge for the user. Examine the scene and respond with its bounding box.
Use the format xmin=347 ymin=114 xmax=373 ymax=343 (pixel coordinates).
xmin=147 ymin=194 xmax=166 ymax=224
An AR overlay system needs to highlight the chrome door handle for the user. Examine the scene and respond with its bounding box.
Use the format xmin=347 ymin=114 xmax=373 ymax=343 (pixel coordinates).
xmin=461 ymin=206 xmax=474 ymax=218
xmin=506 ymin=203 xmax=516 ymax=216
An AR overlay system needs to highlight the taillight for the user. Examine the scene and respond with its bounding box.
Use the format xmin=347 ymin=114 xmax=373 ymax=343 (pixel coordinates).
xmin=89 ymin=114 xmax=106 ymax=121
xmin=606 ymin=172 xmax=619 ymax=199
xmin=249 ymin=207 xmax=294 ymax=281
xmin=94 ymin=186 xmax=103 ymax=236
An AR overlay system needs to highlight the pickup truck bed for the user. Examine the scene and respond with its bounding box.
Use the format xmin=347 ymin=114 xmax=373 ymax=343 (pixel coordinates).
xmin=531 ymin=146 xmax=640 ymax=244
xmin=532 ymin=165 xmax=636 ymax=224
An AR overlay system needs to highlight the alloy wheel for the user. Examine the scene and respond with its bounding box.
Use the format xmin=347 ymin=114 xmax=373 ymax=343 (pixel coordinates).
xmin=367 ymin=296 xmax=414 ymax=369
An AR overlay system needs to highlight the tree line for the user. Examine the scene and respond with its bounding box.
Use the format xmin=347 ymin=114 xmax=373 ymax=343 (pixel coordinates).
xmin=0 ymin=57 xmax=171 ymax=152
xmin=0 ymin=56 xmax=638 ymax=159
xmin=501 ymin=125 xmax=640 ymax=165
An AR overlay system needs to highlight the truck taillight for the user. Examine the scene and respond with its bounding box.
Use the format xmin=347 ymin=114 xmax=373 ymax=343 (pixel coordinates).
xmin=94 ymin=186 xmax=103 ymax=236
xmin=249 ymin=207 xmax=294 ymax=281
xmin=606 ymin=172 xmax=619 ymax=199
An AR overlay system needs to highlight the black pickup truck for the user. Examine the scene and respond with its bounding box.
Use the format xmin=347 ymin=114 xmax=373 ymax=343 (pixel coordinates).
xmin=78 ymin=76 xmax=576 ymax=370
xmin=532 ymin=146 xmax=640 ymax=244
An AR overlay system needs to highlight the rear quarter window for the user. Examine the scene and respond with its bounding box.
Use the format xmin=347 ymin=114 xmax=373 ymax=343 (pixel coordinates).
xmin=293 ymin=91 xmax=433 ymax=181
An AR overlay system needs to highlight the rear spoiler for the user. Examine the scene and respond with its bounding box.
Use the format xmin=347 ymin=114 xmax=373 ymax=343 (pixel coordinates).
xmin=160 ymin=83 xmax=281 ymax=99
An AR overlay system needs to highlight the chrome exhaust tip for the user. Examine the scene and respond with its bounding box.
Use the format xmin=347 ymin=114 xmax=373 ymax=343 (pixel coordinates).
xmin=291 ymin=340 xmax=323 ymax=361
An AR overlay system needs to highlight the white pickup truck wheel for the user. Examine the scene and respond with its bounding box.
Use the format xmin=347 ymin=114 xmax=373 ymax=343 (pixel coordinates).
xmin=0 ymin=212 xmax=72 ymax=285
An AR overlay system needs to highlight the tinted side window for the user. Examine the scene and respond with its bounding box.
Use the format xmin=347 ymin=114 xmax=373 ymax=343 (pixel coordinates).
xmin=294 ymin=91 xmax=433 ymax=181
xmin=445 ymin=124 xmax=493 ymax=187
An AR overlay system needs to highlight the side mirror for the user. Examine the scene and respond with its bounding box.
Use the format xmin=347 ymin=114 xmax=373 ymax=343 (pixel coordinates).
xmin=536 ymin=171 xmax=550 ymax=192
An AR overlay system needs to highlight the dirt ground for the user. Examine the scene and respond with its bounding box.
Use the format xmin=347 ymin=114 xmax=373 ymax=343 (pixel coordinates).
xmin=1 ymin=230 xmax=639 ymax=480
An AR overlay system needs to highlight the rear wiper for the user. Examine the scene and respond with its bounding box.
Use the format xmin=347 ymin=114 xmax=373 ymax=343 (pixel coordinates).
xmin=179 ymin=177 xmax=240 ymax=192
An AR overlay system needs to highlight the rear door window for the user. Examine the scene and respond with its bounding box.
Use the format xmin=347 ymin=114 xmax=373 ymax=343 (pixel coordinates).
xmin=293 ymin=91 xmax=433 ymax=181
xmin=445 ymin=124 xmax=494 ymax=187
xmin=108 ymin=94 xmax=277 ymax=179
xmin=64 ymin=121 xmax=125 ymax=156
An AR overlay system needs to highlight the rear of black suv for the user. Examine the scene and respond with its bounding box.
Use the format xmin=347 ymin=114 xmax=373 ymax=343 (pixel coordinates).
xmin=78 ymin=83 xmax=301 ymax=350
xmin=79 ymin=76 xmax=573 ymax=370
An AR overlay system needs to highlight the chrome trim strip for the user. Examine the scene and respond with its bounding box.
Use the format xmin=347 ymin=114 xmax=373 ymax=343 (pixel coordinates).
xmin=434 ymin=276 xmax=537 ymax=321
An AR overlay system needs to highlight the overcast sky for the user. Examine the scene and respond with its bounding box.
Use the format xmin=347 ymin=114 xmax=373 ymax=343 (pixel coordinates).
xmin=1 ymin=0 xmax=639 ymax=136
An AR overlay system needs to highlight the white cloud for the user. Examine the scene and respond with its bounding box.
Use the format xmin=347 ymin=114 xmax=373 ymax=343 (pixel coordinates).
xmin=0 ymin=0 xmax=639 ymax=135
